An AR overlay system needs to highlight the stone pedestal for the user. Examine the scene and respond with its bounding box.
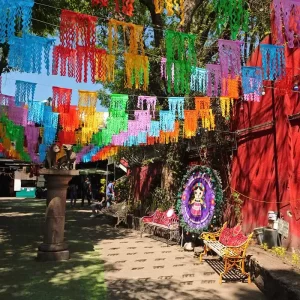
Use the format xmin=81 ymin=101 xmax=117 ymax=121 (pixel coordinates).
xmin=37 ymin=169 xmax=79 ymax=262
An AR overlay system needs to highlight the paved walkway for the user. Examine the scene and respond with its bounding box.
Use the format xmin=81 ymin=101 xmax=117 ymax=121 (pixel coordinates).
xmin=96 ymin=226 xmax=265 ymax=300
xmin=0 ymin=198 xmax=265 ymax=300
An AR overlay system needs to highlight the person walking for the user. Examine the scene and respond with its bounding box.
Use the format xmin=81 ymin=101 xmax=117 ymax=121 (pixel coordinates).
xmin=106 ymin=180 xmax=115 ymax=207
xmin=69 ymin=183 xmax=77 ymax=208
xmin=81 ymin=177 xmax=92 ymax=207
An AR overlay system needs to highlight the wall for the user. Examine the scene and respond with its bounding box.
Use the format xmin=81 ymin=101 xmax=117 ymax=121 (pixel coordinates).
xmin=231 ymin=36 xmax=300 ymax=248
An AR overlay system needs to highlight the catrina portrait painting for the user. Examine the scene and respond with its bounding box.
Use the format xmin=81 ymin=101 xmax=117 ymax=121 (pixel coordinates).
xmin=177 ymin=165 xmax=223 ymax=233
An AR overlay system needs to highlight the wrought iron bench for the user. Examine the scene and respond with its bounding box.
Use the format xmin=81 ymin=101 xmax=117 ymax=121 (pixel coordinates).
xmin=140 ymin=209 xmax=180 ymax=246
xmin=200 ymin=222 xmax=253 ymax=284
xmin=99 ymin=202 xmax=129 ymax=228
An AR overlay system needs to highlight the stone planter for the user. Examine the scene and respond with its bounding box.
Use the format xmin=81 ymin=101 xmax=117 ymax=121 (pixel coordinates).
xmin=37 ymin=169 xmax=79 ymax=262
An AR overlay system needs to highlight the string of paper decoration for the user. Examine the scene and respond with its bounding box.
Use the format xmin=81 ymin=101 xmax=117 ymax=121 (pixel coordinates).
xmin=0 ymin=0 xmax=34 ymax=44
xmin=260 ymin=44 xmax=285 ymax=80
xmin=59 ymin=105 xmax=80 ymax=131
xmin=213 ymin=0 xmax=249 ymax=40
xmin=168 ymin=97 xmax=185 ymax=120
xmin=275 ymin=68 xmax=294 ymax=96
xmin=91 ymin=0 xmax=135 ymax=17
xmin=15 ymin=80 xmax=37 ymax=106
xmin=28 ymin=101 xmax=45 ymax=124
xmin=8 ymin=35 xmax=55 ymax=75
xmin=241 ymin=67 xmax=263 ymax=101
xmin=137 ymin=96 xmax=157 ymax=118
xmin=190 ymin=67 xmax=207 ymax=93
xmin=272 ymin=0 xmax=300 ymax=48
xmin=153 ymin=0 xmax=185 ymax=25
xmin=184 ymin=110 xmax=198 ymax=139
xmin=159 ymin=110 xmax=175 ymax=132
xmin=222 ymin=77 xmax=240 ymax=99
xmin=7 ymin=98 xmax=28 ymax=127
xmin=218 ymin=40 xmax=243 ymax=78
xmin=220 ymin=97 xmax=233 ymax=119
xmin=159 ymin=121 xmax=180 ymax=144
xmin=52 ymin=87 xmax=72 ymax=113
xmin=165 ymin=30 xmax=196 ymax=94
xmin=206 ymin=64 xmax=222 ymax=97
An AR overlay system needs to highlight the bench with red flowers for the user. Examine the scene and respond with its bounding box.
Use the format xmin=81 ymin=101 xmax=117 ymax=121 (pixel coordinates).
xmin=140 ymin=208 xmax=180 ymax=246
xmin=200 ymin=222 xmax=253 ymax=284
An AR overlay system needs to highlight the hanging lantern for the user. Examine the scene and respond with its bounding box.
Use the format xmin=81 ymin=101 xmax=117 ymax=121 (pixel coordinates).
xmin=213 ymin=0 xmax=249 ymax=40
xmin=218 ymin=39 xmax=243 ymax=78
xmin=260 ymin=44 xmax=285 ymax=80
xmin=52 ymin=87 xmax=72 ymax=113
xmin=15 ymin=80 xmax=37 ymax=106
xmin=206 ymin=64 xmax=222 ymax=97
xmin=168 ymin=97 xmax=185 ymax=120
xmin=190 ymin=67 xmax=207 ymax=93
xmin=241 ymin=67 xmax=263 ymax=101
xmin=184 ymin=110 xmax=198 ymax=139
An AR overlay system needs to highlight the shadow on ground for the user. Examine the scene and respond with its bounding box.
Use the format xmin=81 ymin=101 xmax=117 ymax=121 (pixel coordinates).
xmin=0 ymin=198 xmax=128 ymax=300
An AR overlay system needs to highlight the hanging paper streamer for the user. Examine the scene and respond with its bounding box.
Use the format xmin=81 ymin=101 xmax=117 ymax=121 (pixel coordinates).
xmin=149 ymin=121 xmax=160 ymax=137
xmin=83 ymin=146 xmax=101 ymax=163
xmin=8 ymin=34 xmax=55 ymax=75
xmin=184 ymin=110 xmax=198 ymax=139
xmin=60 ymin=10 xmax=97 ymax=48
xmin=159 ymin=111 xmax=175 ymax=132
xmin=53 ymin=10 xmax=99 ymax=83
xmin=92 ymin=145 xmax=118 ymax=161
xmin=124 ymin=53 xmax=149 ymax=90
xmin=112 ymin=132 xmax=128 ymax=146
xmin=0 ymin=0 xmax=34 ymax=44
xmin=241 ymin=67 xmax=263 ymax=101
xmin=137 ymin=96 xmax=157 ymax=118
xmin=213 ymin=0 xmax=249 ymax=40
xmin=25 ymin=125 xmax=39 ymax=162
xmin=168 ymin=97 xmax=185 ymax=120
xmin=222 ymin=77 xmax=240 ymax=99
xmin=218 ymin=40 xmax=243 ymax=78
xmin=15 ymin=80 xmax=37 ymax=106
xmin=38 ymin=144 xmax=47 ymax=163
xmin=134 ymin=110 xmax=151 ymax=131
xmin=28 ymin=101 xmax=45 ymax=124
xmin=190 ymin=67 xmax=207 ymax=93
xmin=78 ymin=90 xmax=98 ymax=119
xmin=260 ymin=44 xmax=285 ymax=80
xmin=195 ymin=97 xmax=211 ymax=118
xmin=159 ymin=121 xmax=180 ymax=144
xmin=76 ymin=145 xmax=93 ymax=163
xmin=59 ymin=105 xmax=79 ymax=131
xmin=43 ymin=106 xmax=59 ymax=129
xmin=7 ymin=98 xmax=28 ymax=126
xmin=58 ymin=130 xmax=76 ymax=144
xmin=109 ymin=94 xmax=128 ymax=116
xmin=206 ymin=64 xmax=222 ymax=97
xmin=220 ymin=97 xmax=233 ymax=119
xmin=272 ymin=0 xmax=300 ymax=48
xmin=91 ymin=0 xmax=135 ymax=17
xmin=52 ymin=87 xmax=72 ymax=113
xmin=0 ymin=94 xmax=14 ymax=109
xmin=161 ymin=57 xmax=167 ymax=79
xmin=275 ymin=68 xmax=294 ymax=96
xmin=153 ymin=0 xmax=185 ymax=25
xmin=166 ymin=30 xmax=196 ymax=94
xmin=202 ymin=110 xmax=215 ymax=131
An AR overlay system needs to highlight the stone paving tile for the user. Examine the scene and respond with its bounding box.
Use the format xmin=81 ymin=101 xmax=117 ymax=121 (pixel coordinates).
xmin=96 ymin=229 xmax=266 ymax=300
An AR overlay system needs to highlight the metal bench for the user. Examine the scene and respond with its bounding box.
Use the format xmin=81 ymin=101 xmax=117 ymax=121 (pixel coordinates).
xmin=140 ymin=209 xmax=180 ymax=246
xmin=200 ymin=222 xmax=253 ymax=284
xmin=99 ymin=202 xmax=128 ymax=228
